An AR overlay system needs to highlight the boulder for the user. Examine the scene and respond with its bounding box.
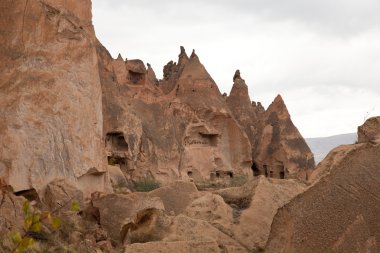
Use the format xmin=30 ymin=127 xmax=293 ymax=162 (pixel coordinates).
xmin=184 ymin=193 xmax=234 ymax=234
xmin=164 ymin=214 xmax=246 ymax=251
xmin=120 ymin=207 xmax=171 ymax=244
xmin=148 ymin=181 xmax=199 ymax=215
xmin=92 ymin=193 xmax=164 ymax=244
xmin=43 ymin=179 xmax=84 ymax=212
xmin=358 ymin=116 xmax=380 ymax=143
xmin=230 ymin=177 xmax=306 ymax=251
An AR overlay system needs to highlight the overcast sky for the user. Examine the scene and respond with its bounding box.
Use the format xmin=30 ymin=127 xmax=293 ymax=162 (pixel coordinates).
xmin=92 ymin=0 xmax=380 ymax=138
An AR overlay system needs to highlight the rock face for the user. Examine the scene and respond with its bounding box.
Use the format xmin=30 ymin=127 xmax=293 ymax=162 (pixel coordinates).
xmin=231 ymin=177 xmax=305 ymax=251
xmin=253 ymin=95 xmax=314 ymax=180
xmin=92 ymin=192 xmax=165 ymax=244
xmin=125 ymin=241 xmax=221 ymax=253
xmin=0 ymin=0 xmax=106 ymax=196
xmin=358 ymin=116 xmax=380 ymax=143
xmin=97 ymin=45 xmax=253 ymax=186
xmin=265 ymin=132 xmax=380 ymax=252
xmin=227 ymin=71 xmax=314 ymax=180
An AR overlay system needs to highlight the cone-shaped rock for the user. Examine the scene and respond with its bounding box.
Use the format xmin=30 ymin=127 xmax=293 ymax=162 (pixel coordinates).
xmin=253 ymin=95 xmax=315 ymax=180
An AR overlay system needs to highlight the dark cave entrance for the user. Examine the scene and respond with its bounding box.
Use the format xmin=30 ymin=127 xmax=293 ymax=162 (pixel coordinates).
xmin=106 ymin=132 xmax=128 ymax=151
xmin=251 ymin=162 xmax=260 ymax=176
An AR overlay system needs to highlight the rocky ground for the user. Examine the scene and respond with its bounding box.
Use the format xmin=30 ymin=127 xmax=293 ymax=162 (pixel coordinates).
xmin=0 ymin=0 xmax=379 ymax=252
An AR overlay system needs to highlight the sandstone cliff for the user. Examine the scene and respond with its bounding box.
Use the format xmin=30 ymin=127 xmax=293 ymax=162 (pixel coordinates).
xmin=0 ymin=0 xmax=107 ymax=196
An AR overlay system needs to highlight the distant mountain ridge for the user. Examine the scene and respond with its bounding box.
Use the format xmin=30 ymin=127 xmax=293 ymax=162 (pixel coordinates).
xmin=306 ymin=133 xmax=357 ymax=164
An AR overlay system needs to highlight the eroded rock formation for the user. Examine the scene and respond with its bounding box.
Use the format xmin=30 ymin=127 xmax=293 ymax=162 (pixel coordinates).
xmin=265 ymin=123 xmax=380 ymax=253
xmin=97 ymin=45 xmax=253 ymax=186
xmin=358 ymin=116 xmax=380 ymax=144
xmin=0 ymin=0 xmax=107 ymax=196
xmin=2 ymin=1 xmax=355 ymax=252
xmin=227 ymin=71 xmax=315 ymax=180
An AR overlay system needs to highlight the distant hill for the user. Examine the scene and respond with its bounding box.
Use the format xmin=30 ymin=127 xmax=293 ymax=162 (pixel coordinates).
xmin=306 ymin=133 xmax=357 ymax=164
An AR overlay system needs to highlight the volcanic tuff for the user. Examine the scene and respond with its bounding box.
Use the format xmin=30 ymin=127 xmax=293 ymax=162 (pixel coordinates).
xmin=3 ymin=1 xmax=377 ymax=253
xmin=0 ymin=0 xmax=106 ymax=196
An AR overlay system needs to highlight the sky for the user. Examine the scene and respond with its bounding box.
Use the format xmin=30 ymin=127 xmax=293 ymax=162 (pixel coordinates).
xmin=92 ymin=0 xmax=380 ymax=138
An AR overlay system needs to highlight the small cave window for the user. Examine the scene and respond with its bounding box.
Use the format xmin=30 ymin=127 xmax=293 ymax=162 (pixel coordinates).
xmin=128 ymin=70 xmax=144 ymax=85
xmin=216 ymin=171 xmax=220 ymax=178
xmin=251 ymin=162 xmax=260 ymax=176
xmin=108 ymin=156 xmax=127 ymax=169
xmin=227 ymin=172 xmax=234 ymax=178
xmin=15 ymin=188 xmax=40 ymax=203
xmin=199 ymin=133 xmax=218 ymax=147
xmin=187 ymin=171 xmax=193 ymax=177
xmin=269 ymin=171 xmax=274 ymax=178
xmin=280 ymin=171 xmax=285 ymax=179
xmin=106 ymin=132 xmax=128 ymax=151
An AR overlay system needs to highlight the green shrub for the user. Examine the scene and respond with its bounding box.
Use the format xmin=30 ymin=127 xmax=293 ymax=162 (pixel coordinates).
xmin=4 ymin=200 xmax=81 ymax=253
xmin=133 ymin=179 xmax=160 ymax=192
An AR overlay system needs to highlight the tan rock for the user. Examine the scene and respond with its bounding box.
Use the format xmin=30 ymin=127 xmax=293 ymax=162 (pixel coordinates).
xmin=108 ymin=165 xmax=130 ymax=192
xmin=92 ymin=192 xmax=164 ymax=244
xmin=121 ymin=207 xmax=171 ymax=244
xmin=43 ymin=179 xmax=84 ymax=211
xmin=148 ymin=181 xmax=199 ymax=215
xmin=230 ymin=177 xmax=306 ymax=251
xmin=124 ymin=240 xmax=221 ymax=253
xmin=265 ymin=141 xmax=380 ymax=253
xmin=185 ymin=193 xmax=234 ymax=234
xmin=97 ymin=45 xmax=253 ymax=185
xmin=0 ymin=0 xmax=107 ymax=196
xmin=0 ymin=181 xmax=25 ymax=236
xmin=226 ymin=72 xmax=314 ymax=180
xmin=252 ymin=95 xmax=315 ymax=180
xmin=358 ymin=116 xmax=380 ymax=143
xmin=165 ymin=214 xmax=245 ymax=250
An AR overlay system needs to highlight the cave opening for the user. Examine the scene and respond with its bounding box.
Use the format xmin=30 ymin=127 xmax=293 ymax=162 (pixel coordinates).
xmin=251 ymin=162 xmax=260 ymax=176
xmin=128 ymin=70 xmax=144 ymax=85
xmin=106 ymin=132 xmax=128 ymax=151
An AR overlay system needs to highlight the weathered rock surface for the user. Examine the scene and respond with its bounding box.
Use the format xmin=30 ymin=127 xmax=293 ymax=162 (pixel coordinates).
xmin=148 ymin=181 xmax=199 ymax=215
xmin=43 ymin=179 xmax=84 ymax=211
xmin=227 ymin=72 xmax=314 ymax=180
xmin=164 ymin=214 xmax=248 ymax=252
xmin=266 ymin=141 xmax=380 ymax=252
xmin=124 ymin=240 xmax=221 ymax=253
xmin=252 ymin=95 xmax=315 ymax=180
xmin=358 ymin=116 xmax=380 ymax=143
xmin=0 ymin=180 xmax=25 ymax=236
xmin=92 ymin=193 xmax=165 ymax=244
xmin=0 ymin=0 xmax=106 ymax=196
xmin=185 ymin=193 xmax=234 ymax=234
xmin=233 ymin=177 xmax=306 ymax=251
xmin=97 ymin=44 xmax=253 ymax=186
